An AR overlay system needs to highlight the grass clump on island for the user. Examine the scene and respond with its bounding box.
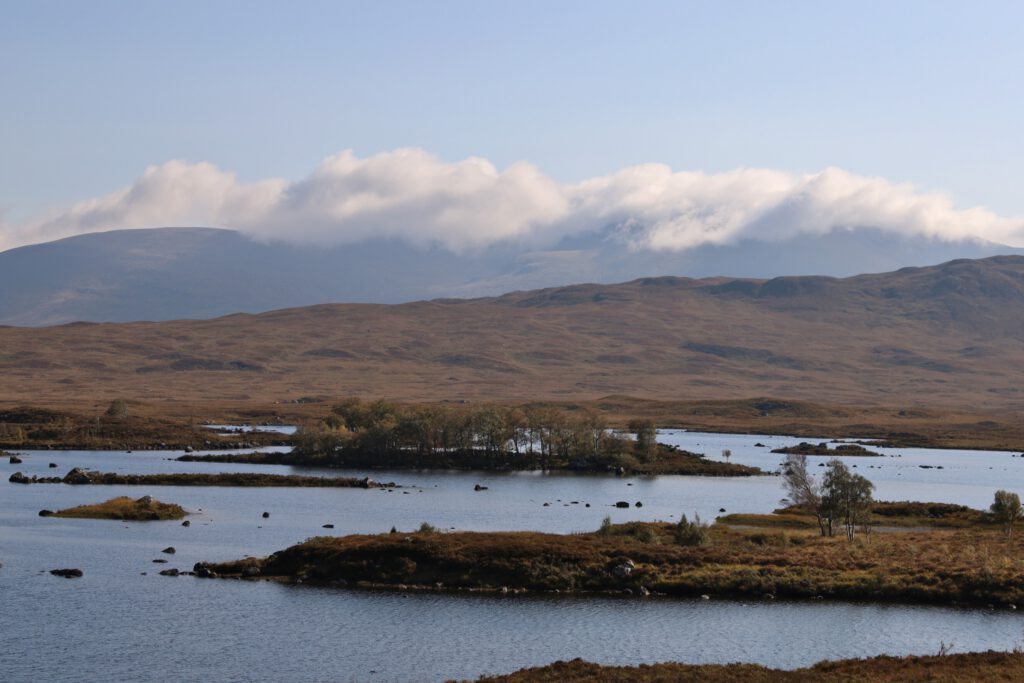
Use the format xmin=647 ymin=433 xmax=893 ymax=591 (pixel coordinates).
xmin=51 ymin=495 xmax=187 ymax=521
xmin=199 ymin=502 xmax=1024 ymax=608
xmin=462 ymin=652 xmax=1024 ymax=683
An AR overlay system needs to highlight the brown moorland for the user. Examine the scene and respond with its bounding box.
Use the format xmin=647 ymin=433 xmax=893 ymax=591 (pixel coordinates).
xmin=202 ymin=514 xmax=1024 ymax=608
xmin=50 ymin=495 xmax=187 ymax=521
xmin=462 ymin=652 xmax=1024 ymax=683
xmin=1 ymin=256 xmax=1023 ymax=417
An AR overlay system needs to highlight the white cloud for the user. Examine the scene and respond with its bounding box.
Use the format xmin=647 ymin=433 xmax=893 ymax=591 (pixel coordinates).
xmin=3 ymin=149 xmax=1023 ymax=253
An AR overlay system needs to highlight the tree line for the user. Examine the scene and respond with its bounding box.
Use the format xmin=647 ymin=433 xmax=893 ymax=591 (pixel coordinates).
xmin=293 ymin=398 xmax=658 ymax=470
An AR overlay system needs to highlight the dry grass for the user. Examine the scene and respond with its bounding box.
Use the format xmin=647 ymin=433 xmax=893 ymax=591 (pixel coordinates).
xmin=206 ymin=517 xmax=1024 ymax=607
xmin=52 ymin=495 xmax=186 ymax=521
xmin=464 ymin=652 xmax=1024 ymax=682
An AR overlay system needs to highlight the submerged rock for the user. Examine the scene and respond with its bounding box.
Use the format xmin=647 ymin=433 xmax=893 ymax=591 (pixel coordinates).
xmin=161 ymin=547 xmax=176 ymax=555
xmin=159 ymin=568 xmax=180 ymax=577
xmin=9 ymin=455 xmax=23 ymax=464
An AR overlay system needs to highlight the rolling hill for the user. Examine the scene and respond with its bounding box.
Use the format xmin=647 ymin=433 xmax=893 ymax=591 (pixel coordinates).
xmin=1 ymin=255 xmax=1023 ymax=414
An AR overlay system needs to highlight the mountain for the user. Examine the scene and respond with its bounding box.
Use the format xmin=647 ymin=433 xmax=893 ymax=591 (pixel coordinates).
xmin=1 ymin=227 xmax=1021 ymax=326
xmin=2 ymin=255 xmax=1024 ymax=413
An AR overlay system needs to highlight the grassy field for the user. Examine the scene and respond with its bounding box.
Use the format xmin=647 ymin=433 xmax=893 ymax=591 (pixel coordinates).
xmin=463 ymin=652 xmax=1024 ymax=682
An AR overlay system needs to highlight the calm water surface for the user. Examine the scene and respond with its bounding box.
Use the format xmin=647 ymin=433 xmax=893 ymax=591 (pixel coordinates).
xmin=2 ymin=432 xmax=1023 ymax=682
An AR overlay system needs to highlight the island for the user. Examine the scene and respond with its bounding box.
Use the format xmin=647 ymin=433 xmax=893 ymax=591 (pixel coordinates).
xmin=44 ymin=495 xmax=187 ymax=521
xmin=771 ymin=441 xmax=882 ymax=456
xmin=196 ymin=501 xmax=1024 ymax=608
xmin=9 ymin=468 xmax=395 ymax=488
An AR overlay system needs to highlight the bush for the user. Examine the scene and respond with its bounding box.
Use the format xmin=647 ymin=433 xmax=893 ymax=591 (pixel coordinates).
xmin=674 ymin=513 xmax=710 ymax=546
xmin=418 ymin=521 xmax=440 ymax=533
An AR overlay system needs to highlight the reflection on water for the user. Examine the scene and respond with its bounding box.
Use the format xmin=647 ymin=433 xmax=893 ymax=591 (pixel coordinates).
xmin=3 ymin=431 xmax=1023 ymax=682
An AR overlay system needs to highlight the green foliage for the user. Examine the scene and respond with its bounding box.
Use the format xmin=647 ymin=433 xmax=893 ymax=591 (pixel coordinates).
xmin=418 ymin=521 xmax=440 ymax=533
xmin=820 ymin=459 xmax=875 ymax=540
xmin=628 ymin=418 xmax=657 ymax=463
xmin=674 ymin=513 xmax=710 ymax=546
xmin=105 ymin=399 xmax=128 ymax=419
xmin=991 ymin=490 xmax=1023 ymax=537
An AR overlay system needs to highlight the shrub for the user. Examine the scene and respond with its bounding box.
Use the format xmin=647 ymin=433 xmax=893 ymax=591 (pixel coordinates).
xmin=674 ymin=513 xmax=710 ymax=546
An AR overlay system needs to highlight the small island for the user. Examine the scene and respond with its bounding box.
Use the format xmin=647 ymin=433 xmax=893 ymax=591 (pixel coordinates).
xmin=177 ymin=399 xmax=763 ymax=477
xmin=47 ymin=495 xmax=187 ymax=521
xmin=771 ymin=441 xmax=881 ymax=456
xmin=9 ymin=468 xmax=395 ymax=488
xmin=197 ymin=499 xmax=1024 ymax=608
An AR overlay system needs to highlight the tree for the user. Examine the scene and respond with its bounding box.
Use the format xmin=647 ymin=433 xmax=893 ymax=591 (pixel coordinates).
xmin=721 ymin=448 xmax=732 ymax=463
xmin=781 ymin=453 xmax=826 ymax=536
xmin=990 ymin=490 xmax=1023 ymax=538
xmin=821 ymin=459 xmax=874 ymax=541
xmin=628 ymin=418 xmax=657 ymax=463
xmin=105 ymin=399 xmax=128 ymax=419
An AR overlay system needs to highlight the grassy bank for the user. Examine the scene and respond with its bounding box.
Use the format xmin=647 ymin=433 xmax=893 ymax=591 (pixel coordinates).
xmin=719 ymin=501 xmax=991 ymax=530
xmin=50 ymin=495 xmax=187 ymax=520
xmin=770 ymin=441 xmax=881 ymax=457
xmin=463 ymin=652 xmax=1024 ymax=682
xmin=9 ymin=468 xmax=394 ymax=488
xmin=0 ymin=406 xmax=291 ymax=450
xmin=201 ymin=509 xmax=1024 ymax=608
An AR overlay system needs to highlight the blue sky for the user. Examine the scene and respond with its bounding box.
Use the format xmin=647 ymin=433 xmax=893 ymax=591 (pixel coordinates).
xmin=2 ymin=0 xmax=1023 ymax=248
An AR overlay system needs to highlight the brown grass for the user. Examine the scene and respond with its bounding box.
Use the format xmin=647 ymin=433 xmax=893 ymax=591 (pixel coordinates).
xmin=204 ymin=517 xmax=1024 ymax=607
xmin=463 ymin=652 xmax=1024 ymax=682
xmin=52 ymin=495 xmax=187 ymax=520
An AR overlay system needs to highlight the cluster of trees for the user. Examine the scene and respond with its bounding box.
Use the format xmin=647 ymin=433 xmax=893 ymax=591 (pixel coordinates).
xmin=991 ymin=490 xmax=1024 ymax=537
xmin=294 ymin=398 xmax=658 ymax=470
xmin=782 ymin=454 xmax=875 ymax=540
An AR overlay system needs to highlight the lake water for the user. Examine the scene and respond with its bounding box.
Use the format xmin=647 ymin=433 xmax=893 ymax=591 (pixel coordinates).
xmin=3 ymin=431 xmax=1024 ymax=682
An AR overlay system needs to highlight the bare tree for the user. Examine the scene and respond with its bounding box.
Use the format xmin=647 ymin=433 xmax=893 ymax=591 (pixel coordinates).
xmin=721 ymin=448 xmax=732 ymax=463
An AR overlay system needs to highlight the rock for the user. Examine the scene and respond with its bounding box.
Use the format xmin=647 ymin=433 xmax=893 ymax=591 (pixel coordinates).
xmin=48 ymin=463 xmax=57 ymax=468
xmin=719 ymin=507 xmax=727 ymax=513
xmin=136 ymin=496 xmax=153 ymax=505
xmin=159 ymin=568 xmax=180 ymax=577
xmin=638 ymin=585 xmax=650 ymax=597
xmin=161 ymin=547 xmax=176 ymax=554
xmin=50 ymin=568 xmax=83 ymax=578
xmin=700 ymin=594 xmax=710 ymax=600
xmin=9 ymin=455 xmax=22 ymax=464
xmin=755 ymin=443 xmax=766 ymax=447
xmin=241 ymin=566 xmax=260 ymax=578
xmin=8 ymin=472 xmax=29 ymax=484
xmin=610 ymin=558 xmax=635 ymax=578
xmin=184 ymin=446 xmax=194 ymax=453
xmin=635 ymin=501 xmax=643 ymax=508
xmin=153 ymin=559 xmax=168 ymax=563
xmin=585 ymin=503 xmax=590 ymax=507
xmin=38 ymin=509 xmax=54 ymax=517
xmin=262 ymin=511 xmax=270 ymax=518
xmin=63 ymin=468 xmax=93 ymax=485
xmin=473 ymin=484 xmax=489 ymax=491
xmin=615 ymin=501 xmax=630 ymax=508
xmin=181 ymin=520 xmax=190 ymax=527
xmin=322 ymin=524 xmax=334 ymax=529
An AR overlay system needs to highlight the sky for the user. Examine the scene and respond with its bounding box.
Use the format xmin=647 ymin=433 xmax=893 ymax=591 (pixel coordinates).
xmin=2 ymin=0 xmax=1024 ymax=252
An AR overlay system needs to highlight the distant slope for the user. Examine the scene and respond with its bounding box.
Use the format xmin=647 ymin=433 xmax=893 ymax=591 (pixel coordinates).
xmin=1 ymin=255 xmax=1023 ymax=412
xmin=0 ymin=227 xmax=1020 ymax=325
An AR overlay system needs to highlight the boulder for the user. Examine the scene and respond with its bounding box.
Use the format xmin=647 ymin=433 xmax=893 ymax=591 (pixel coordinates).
xmin=9 ymin=455 xmax=23 ymax=464
xmin=48 ymin=463 xmax=58 ymax=468
xmin=8 ymin=472 xmax=29 ymax=484
xmin=181 ymin=520 xmax=191 ymax=527
xmin=473 ymin=484 xmax=489 ymax=491
xmin=635 ymin=501 xmax=643 ymax=508
xmin=50 ymin=568 xmax=83 ymax=578
xmin=63 ymin=468 xmax=93 ymax=485
xmin=161 ymin=547 xmax=176 ymax=555
xmin=38 ymin=509 xmax=54 ymax=517
xmin=136 ymin=496 xmax=154 ymax=505
xmin=153 ymin=559 xmax=168 ymax=564
xmin=262 ymin=511 xmax=270 ymax=518
xmin=615 ymin=501 xmax=630 ymax=508
xmin=610 ymin=558 xmax=635 ymax=578
xmin=159 ymin=568 xmax=180 ymax=577
xmin=241 ymin=566 xmax=260 ymax=578
xmin=322 ymin=524 xmax=334 ymax=529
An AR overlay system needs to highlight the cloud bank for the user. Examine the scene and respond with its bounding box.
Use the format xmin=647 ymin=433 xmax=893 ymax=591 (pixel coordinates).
xmin=4 ymin=148 xmax=1024 ymax=253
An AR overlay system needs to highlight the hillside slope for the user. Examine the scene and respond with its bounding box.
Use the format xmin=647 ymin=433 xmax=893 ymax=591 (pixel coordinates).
xmin=1 ymin=256 xmax=1023 ymax=412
